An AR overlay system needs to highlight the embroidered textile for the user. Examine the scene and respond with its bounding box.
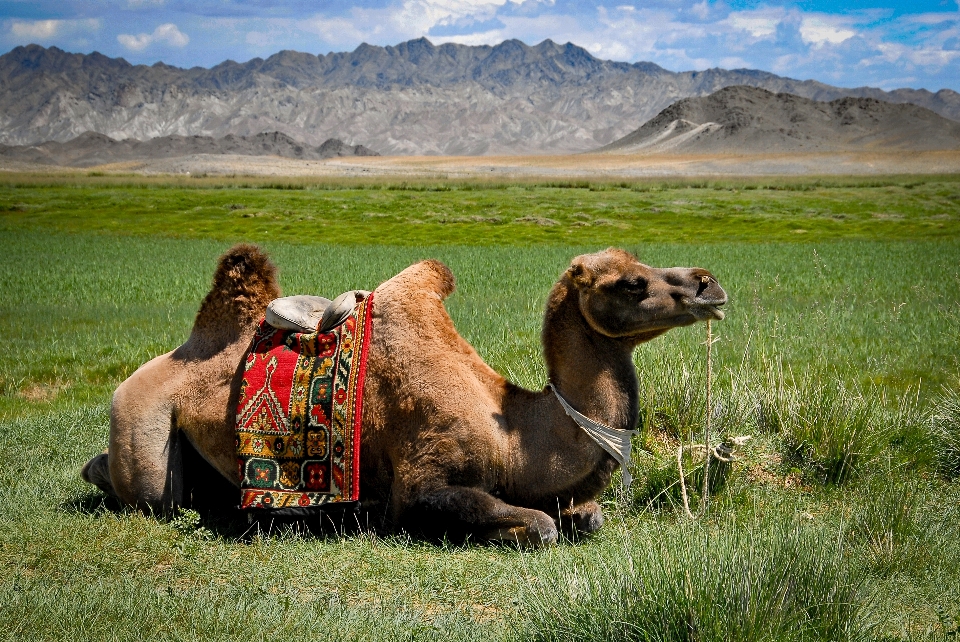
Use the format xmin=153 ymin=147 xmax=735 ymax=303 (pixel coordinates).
xmin=236 ymin=293 xmax=374 ymax=511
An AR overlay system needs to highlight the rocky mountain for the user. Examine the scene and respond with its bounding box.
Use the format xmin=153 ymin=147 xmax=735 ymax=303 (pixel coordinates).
xmin=0 ymin=131 xmax=378 ymax=166
xmin=1 ymin=39 xmax=958 ymax=155
xmin=600 ymin=86 xmax=960 ymax=154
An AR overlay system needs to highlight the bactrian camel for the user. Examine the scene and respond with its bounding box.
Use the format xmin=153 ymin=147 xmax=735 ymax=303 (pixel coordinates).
xmin=82 ymin=245 xmax=727 ymax=545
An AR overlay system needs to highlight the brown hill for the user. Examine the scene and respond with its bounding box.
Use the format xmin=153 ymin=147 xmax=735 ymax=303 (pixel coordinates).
xmin=0 ymin=131 xmax=378 ymax=167
xmin=600 ymin=86 xmax=960 ymax=154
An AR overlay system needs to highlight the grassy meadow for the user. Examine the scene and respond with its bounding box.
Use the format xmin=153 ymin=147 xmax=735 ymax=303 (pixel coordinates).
xmin=1 ymin=173 xmax=959 ymax=641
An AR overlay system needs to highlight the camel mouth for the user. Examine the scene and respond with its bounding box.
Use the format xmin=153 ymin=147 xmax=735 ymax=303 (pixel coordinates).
xmin=683 ymin=297 xmax=726 ymax=321
xmin=701 ymin=303 xmax=725 ymax=321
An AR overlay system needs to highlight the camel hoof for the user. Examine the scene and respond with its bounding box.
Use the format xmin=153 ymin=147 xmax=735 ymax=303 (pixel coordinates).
xmin=484 ymin=523 xmax=559 ymax=547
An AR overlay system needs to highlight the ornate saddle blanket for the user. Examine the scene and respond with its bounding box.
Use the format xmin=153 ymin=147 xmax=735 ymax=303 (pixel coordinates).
xmin=236 ymin=293 xmax=374 ymax=513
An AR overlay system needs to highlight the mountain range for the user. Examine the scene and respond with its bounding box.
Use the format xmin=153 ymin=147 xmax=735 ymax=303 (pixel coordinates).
xmin=602 ymin=86 xmax=960 ymax=154
xmin=0 ymin=131 xmax=377 ymax=167
xmin=1 ymin=38 xmax=959 ymax=155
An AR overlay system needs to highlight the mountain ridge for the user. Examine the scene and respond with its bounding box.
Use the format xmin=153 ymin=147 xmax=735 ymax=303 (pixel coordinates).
xmin=0 ymin=131 xmax=379 ymax=167
xmin=2 ymin=39 xmax=958 ymax=155
xmin=600 ymin=86 xmax=960 ymax=154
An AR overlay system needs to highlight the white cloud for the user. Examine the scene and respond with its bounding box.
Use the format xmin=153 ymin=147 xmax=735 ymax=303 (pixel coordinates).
xmin=726 ymin=11 xmax=781 ymax=39
xmin=245 ymin=30 xmax=273 ymax=48
xmin=11 ymin=20 xmax=59 ymax=39
xmin=8 ymin=18 xmax=100 ymax=42
xmin=689 ymin=1 xmax=710 ymax=21
xmin=903 ymin=11 xmax=960 ymax=25
xmin=393 ymin=0 xmax=514 ymax=38
xmin=293 ymin=0 xmax=552 ymax=48
xmin=299 ymin=14 xmax=387 ymax=47
xmin=799 ymin=17 xmax=856 ymax=46
xmin=117 ymin=33 xmax=152 ymax=51
xmin=118 ymin=23 xmax=189 ymax=51
xmin=432 ymin=29 xmax=506 ymax=46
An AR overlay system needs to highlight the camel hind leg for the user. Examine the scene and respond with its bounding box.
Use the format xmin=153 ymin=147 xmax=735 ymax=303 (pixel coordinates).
xmin=85 ymin=357 xmax=186 ymax=514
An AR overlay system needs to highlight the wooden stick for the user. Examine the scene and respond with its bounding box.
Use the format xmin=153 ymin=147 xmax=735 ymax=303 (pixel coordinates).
xmin=702 ymin=319 xmax=713 ymax=515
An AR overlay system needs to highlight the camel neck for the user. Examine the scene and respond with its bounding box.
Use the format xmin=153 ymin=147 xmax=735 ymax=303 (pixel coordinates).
xmin=541 ymin=280 xmax=640 ymax=433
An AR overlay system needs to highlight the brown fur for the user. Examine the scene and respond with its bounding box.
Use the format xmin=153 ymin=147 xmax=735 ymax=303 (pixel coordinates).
xmin=83 ymin=245 xmax=726 ymax=544
xmin=81 ymin=244 xmax=280 ymax=511
xmin=189 ymin=243 xmax=281 ymax=357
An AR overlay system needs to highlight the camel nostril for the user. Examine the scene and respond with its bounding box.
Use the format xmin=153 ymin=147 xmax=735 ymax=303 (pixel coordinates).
xmin=696 ymin=276 xmax=711 ymax=297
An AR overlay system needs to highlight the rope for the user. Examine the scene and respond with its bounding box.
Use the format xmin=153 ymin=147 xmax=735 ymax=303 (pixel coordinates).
xmin=677 ymin=441 xmax=743 ymax=519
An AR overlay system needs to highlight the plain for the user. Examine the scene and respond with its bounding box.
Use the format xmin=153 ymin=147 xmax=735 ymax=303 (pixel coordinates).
xmin=1 ymin=174 xmax=959 ymax=641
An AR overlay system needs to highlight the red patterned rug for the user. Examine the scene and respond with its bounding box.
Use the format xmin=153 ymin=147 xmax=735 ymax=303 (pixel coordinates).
xmin=235 ymin=293 xmax=374 ymax=513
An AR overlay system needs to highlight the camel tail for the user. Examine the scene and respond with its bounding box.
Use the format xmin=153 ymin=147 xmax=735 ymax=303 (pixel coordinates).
xmin=81 ymin=451 xmax=117 ymax=498
xmin=192 ymin=243 xmax=281 ymax=334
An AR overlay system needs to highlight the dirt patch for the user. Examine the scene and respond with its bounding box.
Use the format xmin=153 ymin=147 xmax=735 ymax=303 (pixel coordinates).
xmin=19 ymin=382 xmax=67 ymax=402
xmin=4 ymin=149 xmax=960 ymax=178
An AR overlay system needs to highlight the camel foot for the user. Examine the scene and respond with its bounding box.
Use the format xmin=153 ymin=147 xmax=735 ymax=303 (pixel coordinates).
xmin=558 ymin=500 xmax=604 ymax=536
xmin=482 ymin=523 xmax=558 ymax=547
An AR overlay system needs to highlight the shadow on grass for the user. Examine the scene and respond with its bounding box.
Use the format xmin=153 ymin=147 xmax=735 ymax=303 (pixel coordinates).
xmin=60 ymin=437 xmax=591 ymax=548
xmin=62 ymin=490 xmax=125 ymax=515
xmin=60 ymin=485 xmax=389 ymax=543
xmin=59 ymin=488 xmax=588 ymax=550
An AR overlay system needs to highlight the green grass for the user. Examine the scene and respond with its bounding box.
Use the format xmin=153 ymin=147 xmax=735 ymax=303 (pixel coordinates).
xmin=2 ymin=175 xmax=960 ymax=641
xmin=523 ymin=518 xmax=873 ymax=642
xmin=2 ymin=174 xmax=959 ymax=245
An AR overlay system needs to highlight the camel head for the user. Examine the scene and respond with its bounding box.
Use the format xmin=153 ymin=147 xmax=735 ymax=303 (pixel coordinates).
xmin=564 ymin=248 xmax=727 ymax=343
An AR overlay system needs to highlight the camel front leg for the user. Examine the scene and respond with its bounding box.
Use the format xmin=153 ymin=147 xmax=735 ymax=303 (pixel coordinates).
xmin=399 ymin=486 xmax=559 ymax=546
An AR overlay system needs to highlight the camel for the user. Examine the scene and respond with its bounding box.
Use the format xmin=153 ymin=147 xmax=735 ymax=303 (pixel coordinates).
xmin=82 ymin=245 xmax=726 ymax=545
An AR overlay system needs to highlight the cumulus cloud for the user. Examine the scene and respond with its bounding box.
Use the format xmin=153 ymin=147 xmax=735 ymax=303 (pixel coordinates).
xmin=799 ymin=17 xmax=857 ymax=46
xmin=299 ymin=14 xmax=386 ymax=47
xmin=117 ymin=23 xmax=189 ymax=51
xmin=7 ymin=18 xmax=100 ymax=42
xmin=293 ymin=0 xmax=550 ymax=48
xmin=726 ymin=11 xmax=783 ymax=40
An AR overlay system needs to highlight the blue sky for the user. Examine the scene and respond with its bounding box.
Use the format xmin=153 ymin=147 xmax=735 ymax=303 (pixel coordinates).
xmin=1 ymin=0 xmax=958 ymax=91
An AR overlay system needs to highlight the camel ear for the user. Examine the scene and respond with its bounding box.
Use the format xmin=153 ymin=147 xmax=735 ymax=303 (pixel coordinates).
xmin=567 ymin=258 xmax=593 ymax=288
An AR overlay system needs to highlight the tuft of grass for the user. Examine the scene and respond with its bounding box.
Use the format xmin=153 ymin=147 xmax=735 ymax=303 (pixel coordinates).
xmin=847 ymin=477 xmax=923 ymax=576
xmin=777 ymin=382 xmax=891 ymax=484
xmin=929 ymin=384 xmax=960 ymax=480
xmin=521 ymin=519 xmax=872 ymax=642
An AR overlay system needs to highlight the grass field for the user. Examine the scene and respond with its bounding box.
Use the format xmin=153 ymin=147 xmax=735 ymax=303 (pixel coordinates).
xmin=2 ymin=174 xmax=959 ymax=641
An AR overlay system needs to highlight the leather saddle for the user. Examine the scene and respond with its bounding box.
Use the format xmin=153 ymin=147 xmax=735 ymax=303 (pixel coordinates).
xmin=265 ymin=290 xmax=371 ymax=334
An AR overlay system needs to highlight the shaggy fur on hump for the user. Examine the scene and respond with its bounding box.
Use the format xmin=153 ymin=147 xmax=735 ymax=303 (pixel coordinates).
xmin=186 ymin=243 xmax=281 ymax=356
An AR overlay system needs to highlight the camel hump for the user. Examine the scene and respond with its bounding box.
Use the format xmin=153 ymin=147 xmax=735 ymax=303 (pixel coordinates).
xmin=373 ymin=258 xmax=457 ymax=316
xmin=192 ymin=243 xmax=281 ymax=334
xmin=418 ymin=259 xmax=456 ymax=300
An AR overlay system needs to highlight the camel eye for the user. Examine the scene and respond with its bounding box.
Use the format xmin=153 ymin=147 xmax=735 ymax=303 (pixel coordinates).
xmin=617 ymin=278 xmax=647 ymax=295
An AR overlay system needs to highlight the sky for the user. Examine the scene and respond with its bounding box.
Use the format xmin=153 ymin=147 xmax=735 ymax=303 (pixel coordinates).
xmin=1 ymin=0 xmax=958 ymax=92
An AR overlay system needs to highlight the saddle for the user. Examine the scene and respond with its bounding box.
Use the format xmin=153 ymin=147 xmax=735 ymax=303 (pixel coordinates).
xmin=266 ymin=290 xmax=371 ymax=334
